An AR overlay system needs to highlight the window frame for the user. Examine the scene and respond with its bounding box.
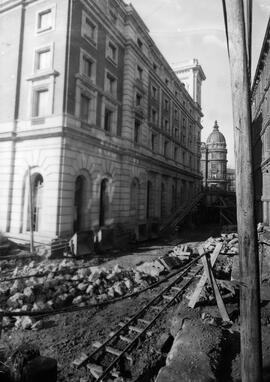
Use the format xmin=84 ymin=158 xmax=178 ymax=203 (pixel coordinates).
xmin=105 ymin=70 xmax=117 ymax=97
xmin=106 ymin=38 xmax=118 ymax=66
xmin=34 ymin=43 xmax=54 ymax=73
xmin=81 ymin=10 xmax=98 ymax=47
xmin=134 ymin=119 xmax=141 ymax=144
xmin=36 ymin=4 xmax=56 ymax=34
xmin=32 ymin=85 xmax=50 ymax=118
xmin=79 ymin=49 xmax=96 ymax=83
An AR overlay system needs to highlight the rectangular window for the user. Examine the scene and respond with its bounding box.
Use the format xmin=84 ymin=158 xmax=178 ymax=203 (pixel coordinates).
xmin=82 ymin=55 xmax=93 ymax=78
xmin=137 ymin=66 xmax=143 ymax=80
xmin=136 ymin=93 xmax=142 ymax=106
xmin=107 ymin=41 xmax=117 ymax=63
xmin=164 ymin=141 xmax=169 ymax=157
xmin=104 ymin=108 xmax=113 ymax=132
xmin=174 ymin=147 xmax=178 ymax=161
xmin=37 ymin=48 xmax=51 ymax=71
xmin=80 ymin=94 xmax=90 ymax=121
xmin=82 ymin=12 xmax=98 ymax=45
xmin=151 ymin=109 xmax=157 ymax=123
xmin=134 ymin=119 xmax=141 ymax=143
xmin=164 ymin=99 xmax=169 ymax=111
xmin=164 ymin=119 xmax=169 ymax=131
xmin=174 ymin=109 xmax=178 ymax=120
xmin=33 ymin=88 xmax=49 ymax=117
xmin=151 ymin=134 xmax=155 ymax=151
xmin=153 ymin=62 xmax=157 ymax=72
xmin=152 ymin=85 xmax=157 ymax=99
xmin=106 ymin=72 xmax=117 ymax=96
xmin=37 ymin=9 xmax=53 ymax=32
xmin=137 ymin=38 xmax=143 ymax=49
xmin=165 ymin=78 xmax=169 ymax=86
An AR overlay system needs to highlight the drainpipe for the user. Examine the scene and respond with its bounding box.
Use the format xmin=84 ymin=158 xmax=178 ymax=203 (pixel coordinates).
xmin=55 ymin=0 xmax=72 ymax=237
xmin=6 ymin=0 xmax=26 ymax=232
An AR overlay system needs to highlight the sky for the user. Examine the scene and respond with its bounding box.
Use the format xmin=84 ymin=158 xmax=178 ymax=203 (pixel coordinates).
xmin=128 ymin=0 xmax=270 ymax=168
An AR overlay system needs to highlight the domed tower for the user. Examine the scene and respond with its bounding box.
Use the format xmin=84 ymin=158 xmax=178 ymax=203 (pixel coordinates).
xmin=204 ymin=121 xmax=227 ymax=190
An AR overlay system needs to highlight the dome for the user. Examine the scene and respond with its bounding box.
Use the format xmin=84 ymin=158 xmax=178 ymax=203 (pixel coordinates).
xmin=206 ymin=121 xmax=226 ymax=145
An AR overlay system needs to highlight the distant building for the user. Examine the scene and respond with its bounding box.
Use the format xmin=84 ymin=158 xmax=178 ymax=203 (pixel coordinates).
xmin=201 ymin=121 xmax=227 ymax=190
xmin=226 ymin=168 xmax=236 ymax=193
xmin=251 ymin=16 xmax=270 ymax=225
xmin=0 ymin=0 xmax=205 ymax=245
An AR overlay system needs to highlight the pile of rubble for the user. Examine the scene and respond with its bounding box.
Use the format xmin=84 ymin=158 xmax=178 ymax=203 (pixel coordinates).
xmin=0 ymin=246 xmax=193 ymax=331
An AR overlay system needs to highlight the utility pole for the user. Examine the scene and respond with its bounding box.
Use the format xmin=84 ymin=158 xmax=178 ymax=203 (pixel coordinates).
xmin=28 ymin=166 xmax=34 ymax=254
xmin=222 ymin=1 xmax=262 ymax=381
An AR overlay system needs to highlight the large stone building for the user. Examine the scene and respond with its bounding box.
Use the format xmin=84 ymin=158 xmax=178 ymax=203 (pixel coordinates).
xmin=0 ymin=0 xmax=205 ymax=245
xmin=251 ymin=16 xmax=270 ymax=225
xmin=201 ymin=121 xmax=227 ymax=190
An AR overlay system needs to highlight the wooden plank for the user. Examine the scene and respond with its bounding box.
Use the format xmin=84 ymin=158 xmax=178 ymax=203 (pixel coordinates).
xmin=72 ymin=352 xmax=88 ymax=367
xmin=188 ymin=243 xmax=222 ymax=308
xmin=202 ymin=254 xmax=230 ymax=322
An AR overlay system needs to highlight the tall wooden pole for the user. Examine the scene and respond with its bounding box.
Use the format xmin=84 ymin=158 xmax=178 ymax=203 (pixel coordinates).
xmin=28 ymin=166 xmax=34 ymax=254
xmin=223 ymin=1 xmax=262 ymax=381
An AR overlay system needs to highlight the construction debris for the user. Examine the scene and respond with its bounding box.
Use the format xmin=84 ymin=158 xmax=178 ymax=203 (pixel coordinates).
xmin=0 ymin=248 xmax=193 ymax=330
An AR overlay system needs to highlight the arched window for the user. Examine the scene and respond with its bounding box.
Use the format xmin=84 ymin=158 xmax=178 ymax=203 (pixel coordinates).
xmin=146 ymin=181 xmax=154 ymax=219
xmin=171 ymin=184 xmax=176 ymax=213
xmin=27 ymin=173 xmax=44 ymax=232
xmin=130 ymin=178 xmax=140 ymax=218
xmin=74 ymin=175 xmax=86 ymax=232
xmin=161 ymin=182 xmax=166 ymax=218
xmin=99 ymin=178 xmax=109 ymax=227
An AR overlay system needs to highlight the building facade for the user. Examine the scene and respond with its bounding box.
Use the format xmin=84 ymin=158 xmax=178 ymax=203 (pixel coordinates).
xmin=0 ymin=0 xmax=205 ymax=244
xmin=251 ymin=16 xmax=270 ymax=225
xmin=201 ymin=121 xmax=227 ymax=190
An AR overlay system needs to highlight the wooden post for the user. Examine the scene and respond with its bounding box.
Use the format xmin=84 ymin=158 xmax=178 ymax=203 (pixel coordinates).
xmin=223 ymin=1 xmax=262 ymax=381
xmin=28 ymin=166 xmax=34 ymax=254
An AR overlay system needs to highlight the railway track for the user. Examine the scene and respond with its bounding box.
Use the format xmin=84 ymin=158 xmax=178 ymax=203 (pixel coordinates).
xmin=73 ymin=253 xmax=206 ymax=381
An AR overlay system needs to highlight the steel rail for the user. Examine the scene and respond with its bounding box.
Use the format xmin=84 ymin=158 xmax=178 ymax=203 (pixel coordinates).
xmin=95 ymin=265 xmax=203 ymax=382
xmin=74 ymin=252 xmax=208 ymax=380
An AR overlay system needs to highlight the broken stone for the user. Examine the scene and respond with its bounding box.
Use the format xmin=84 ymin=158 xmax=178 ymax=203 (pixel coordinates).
xmin=77 ymin=283 xmax=88 ymax=291
xmin=72 ymin=295 xmax=83 ymax=305
xmin=10 ymin=279 xmax=24 ymax=294
xmin=23 ymin=287 xmax=35 ymax=303
xmin=7 ymin=293 xmax=24 ymax=309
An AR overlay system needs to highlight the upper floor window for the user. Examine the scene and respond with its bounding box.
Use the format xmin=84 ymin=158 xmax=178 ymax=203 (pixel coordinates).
xmin=83 ymin=55 xmax=93 ymax=77
xmin=164 ymin=99 xmax=169 ymax=111
xmin=165 ymin=78 xmax=169 ymax=86
xmin=151 ymin=108 xmax=157 ymax=123
xmin=174 ymin=147 xmax=178 ymax=161
xmin=164 ymin=141 xmax=169 ymax=157
xmin=153 ymin=62 xmax=157 ymax=72
xmin=151 ymin=85 xmax=157 ymax=99
xmin=137 ymin=38 xmax=143 ymax=49
xmin=135 ymin=93 xmax=142 ymax=106
xmin=79 ymin=50 xmax=96 ymax=83
xmin=80 ymin=94 xmax=90 ymax=121
xmin=107 ymin=40 xmax=118 ymax=64
xmin=134 ymin=119 xmax=141 ymax=144
xmin=104 ymin=108 xmax=113 ymax=132
xmin=35 ymin=46 xmax=52 ymax=72
xmin=105 ymin=71 xmax=117 ymax=96
xmin=32 ymin=87 xmax=49 ymax=117
xmin=137 ymin=65 xmax=143 ymax=81
xmin=82 ymin=11 xmax=98 ymax=46
xmin=37 ymin=6 xmax=55 ymax=33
